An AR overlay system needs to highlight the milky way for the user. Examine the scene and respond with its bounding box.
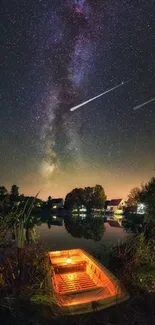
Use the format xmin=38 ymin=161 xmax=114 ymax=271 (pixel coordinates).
xmin=0 ymin=0 xmax=155 ymax=199
xmin=41 ymin=0 xmax=97 ymax=177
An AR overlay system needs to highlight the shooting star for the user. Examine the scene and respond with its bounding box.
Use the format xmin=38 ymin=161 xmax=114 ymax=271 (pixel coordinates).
xmin=133 ymin=97 xmax=155 ymax=110
xmin=70 ymin=80 xmax=130 ymax=112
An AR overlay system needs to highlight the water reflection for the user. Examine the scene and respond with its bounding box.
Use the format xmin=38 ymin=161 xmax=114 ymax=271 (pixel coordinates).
xmin=33 ymin=213 xmax=126 ymax=241
xmin=122 ymin=213 xmax=144 ymax=233
xmin=36 ymin=213 xmax=128 ymax=251
xmin=31 ymin=214 xmax=64 ymax=228
xmin=64 ymin=214 xmax=105 ymax=241
xmin=33 ymin=212 xmax=105 ymax=241
xmin=46 ymin=216 xmax=64 ymax=228
xmin=104 ymin=214 xmax=123 ymax=228
xmin=31 ymin=210 xmax=142 ymax=239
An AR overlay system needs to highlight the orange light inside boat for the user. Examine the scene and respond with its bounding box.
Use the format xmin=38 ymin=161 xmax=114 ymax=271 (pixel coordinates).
xmin=66 ymin=258 xmax=71 ymax=264
xmin=48 ymin=249 xmax=129 ymax=312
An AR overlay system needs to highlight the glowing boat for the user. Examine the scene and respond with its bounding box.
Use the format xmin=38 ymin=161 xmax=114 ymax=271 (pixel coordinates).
xmin=46 ymin=249 xmax=129 ymax=314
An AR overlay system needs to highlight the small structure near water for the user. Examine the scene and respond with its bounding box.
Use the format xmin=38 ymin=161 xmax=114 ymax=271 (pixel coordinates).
xmin=52 ymin=198 xmax=64 ymax=209
xmin=105 ymin=199 xmax=126 ymax=215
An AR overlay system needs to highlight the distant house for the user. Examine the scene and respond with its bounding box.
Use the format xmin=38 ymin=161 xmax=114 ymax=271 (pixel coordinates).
xmin=105 ymin=199 xmax=126 ymax=214
xmin=52 ymin=198 xmax=64 ymax=209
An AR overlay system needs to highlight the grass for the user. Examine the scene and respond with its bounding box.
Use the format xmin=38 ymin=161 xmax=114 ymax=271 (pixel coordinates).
xmin=95 ymin=233 xmax=155 ymax=292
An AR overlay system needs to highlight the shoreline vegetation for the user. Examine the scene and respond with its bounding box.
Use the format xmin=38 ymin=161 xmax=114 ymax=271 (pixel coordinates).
xmin=0 ymin=177 xmax=155 ymax=324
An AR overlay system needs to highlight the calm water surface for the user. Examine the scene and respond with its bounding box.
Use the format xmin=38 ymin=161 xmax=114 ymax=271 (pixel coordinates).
xmin=39 ymin=216 xmax=128 ymax=254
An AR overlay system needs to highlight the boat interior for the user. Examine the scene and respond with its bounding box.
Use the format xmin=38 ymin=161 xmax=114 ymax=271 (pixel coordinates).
xmin=49 ymin=249 xmax=120 ymax=306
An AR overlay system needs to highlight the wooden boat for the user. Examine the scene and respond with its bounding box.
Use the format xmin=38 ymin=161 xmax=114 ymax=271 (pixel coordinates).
xmin=46 ymin=249 xmax=129 ymax=315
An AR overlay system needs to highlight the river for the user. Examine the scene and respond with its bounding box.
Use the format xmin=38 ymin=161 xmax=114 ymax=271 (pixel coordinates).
xmin=38 ymin=214 xmax=128 ymax=254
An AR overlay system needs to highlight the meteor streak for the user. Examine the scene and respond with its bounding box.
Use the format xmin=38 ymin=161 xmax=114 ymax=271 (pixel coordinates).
xmin=70 ymin=80 xmax=130 ymax=112
xmin=133 ymin=97 xmax=155 ymax=110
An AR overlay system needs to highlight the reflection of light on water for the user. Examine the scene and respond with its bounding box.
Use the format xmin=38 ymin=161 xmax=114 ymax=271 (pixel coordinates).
xmin=72 ymin=213 xmax=87 ymax=218
xmin=80 ymin=214 xmax=86 ymax=218
xmin=39 ymin=214 xmax=128 ymax=250
xmin=106 ymin=214 xmax=123 ymax=226
xmin=72 ymin=206 xmax=87 ymax=213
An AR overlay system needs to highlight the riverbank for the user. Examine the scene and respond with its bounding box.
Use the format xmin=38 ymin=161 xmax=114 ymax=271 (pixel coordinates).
xmin=1 ymin=291 xmax=155 ymax=325
xmin=1 ymin=236 xmax=155 ymax=325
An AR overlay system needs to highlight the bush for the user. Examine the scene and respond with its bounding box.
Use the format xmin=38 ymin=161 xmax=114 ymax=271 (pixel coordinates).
xmin=95 ymin=233 xmax=155 ymax=293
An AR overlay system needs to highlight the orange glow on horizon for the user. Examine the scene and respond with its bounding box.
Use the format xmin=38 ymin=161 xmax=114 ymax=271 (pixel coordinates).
xmin=6 ymin=165 xmax=153 ymax=201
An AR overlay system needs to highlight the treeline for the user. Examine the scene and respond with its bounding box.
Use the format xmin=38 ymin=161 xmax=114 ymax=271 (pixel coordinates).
xmin=0 ymin=184 xmax=19 ymax=197
xmin=64 ymin=184 xmax=106 ymax=211
xmin=124 ymin=177 xmax=155 ymax=238
xmin=0 ymin=184 xmax=42 ymax=213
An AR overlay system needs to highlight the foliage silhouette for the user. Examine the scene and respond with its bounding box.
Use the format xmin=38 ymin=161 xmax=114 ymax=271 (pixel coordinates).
xmin=64 ymin=214 xmax=105 ymax=241
xmin=10 ymin=184 xmax=19 ymax=197
xmin=64 ymin=185 xmax=106 ymax=211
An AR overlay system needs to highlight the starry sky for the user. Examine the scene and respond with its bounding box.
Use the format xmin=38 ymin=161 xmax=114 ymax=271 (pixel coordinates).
xmin=0 ymin=0 xmax=155 ymax=200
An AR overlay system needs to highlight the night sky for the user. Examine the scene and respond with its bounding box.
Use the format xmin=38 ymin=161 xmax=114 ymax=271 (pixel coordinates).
xmin=0 ymin=0 xmax=155 ymax=199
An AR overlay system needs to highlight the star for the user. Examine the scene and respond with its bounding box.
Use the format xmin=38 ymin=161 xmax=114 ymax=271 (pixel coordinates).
xmin=0 ymin=0 xmax=154 ymax=199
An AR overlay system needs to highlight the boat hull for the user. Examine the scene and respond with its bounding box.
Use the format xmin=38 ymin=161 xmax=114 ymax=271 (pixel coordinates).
xmin=46 ymin=249 xmax=129 ymax=315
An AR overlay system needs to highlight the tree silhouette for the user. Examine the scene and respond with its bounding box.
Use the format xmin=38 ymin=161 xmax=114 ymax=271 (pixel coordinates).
xmin=93 ymin=185 xmax=107 ymax=209
xmin=64 ymin=215 xmax=105 ymax=241
xmin=84 ymin=187 xmax=94 ymax=211
xmin=127 ymin=187 xmax=140 ymax=206
xmin=64 ymin=185 xmax=106 ymax=211
xmin=11 ymin=185 xmax=19 ymax=197
xmin=137 ymin=177 xmax=155 ymax=240
xmin=64 ymin=188 xmax=85 ymax=211
xmin=0 ymin=186 xmax=8 ymax=196
xmin=122 ymin=213 xmax=144 ymax=234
